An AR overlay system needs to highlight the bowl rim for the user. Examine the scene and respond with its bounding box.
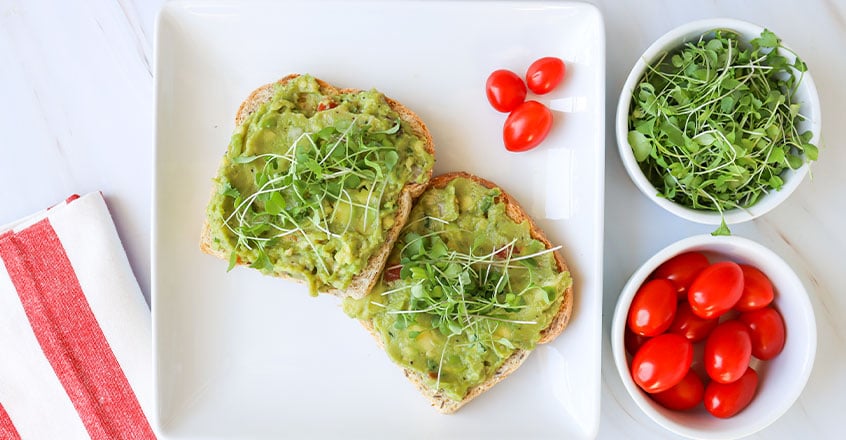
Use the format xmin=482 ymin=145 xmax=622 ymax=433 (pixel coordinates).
xmin=615 ymin=18 xmax=821 ymax=225
xmin=611 ymin=234 xmax=817 ymax=439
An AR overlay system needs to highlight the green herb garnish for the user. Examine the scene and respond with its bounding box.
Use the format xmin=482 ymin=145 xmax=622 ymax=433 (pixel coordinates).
xmin=382 ymin=219 xmax=562 ymax=389
xmin=629 ymin=29 xmax=818 ymax=233
xmin=220 ymin=118 xmax=399 ymax=280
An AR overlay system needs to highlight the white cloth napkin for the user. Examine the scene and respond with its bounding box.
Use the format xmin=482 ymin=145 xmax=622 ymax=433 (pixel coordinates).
xmin=0 ymin=193 xmax=154 ymax=439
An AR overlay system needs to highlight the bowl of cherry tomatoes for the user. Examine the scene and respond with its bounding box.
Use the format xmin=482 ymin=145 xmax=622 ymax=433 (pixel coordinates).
xmin=611 ymin=234 xmax=816 ymax=439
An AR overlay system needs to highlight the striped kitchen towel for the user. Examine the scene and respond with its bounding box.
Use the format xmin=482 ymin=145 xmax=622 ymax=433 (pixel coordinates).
xmin=0 ymin=193 xmax=155 ymax=439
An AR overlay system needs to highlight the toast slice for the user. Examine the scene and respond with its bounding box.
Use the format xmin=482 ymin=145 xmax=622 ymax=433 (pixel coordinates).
xmin=201 ymin=74 xmax=435 ymax=298
xmin=343 ymin=171 xmax=574 ymax=413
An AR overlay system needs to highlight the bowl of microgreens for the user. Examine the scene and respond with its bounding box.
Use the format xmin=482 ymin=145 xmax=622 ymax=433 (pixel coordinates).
xmin=616 ymin=19 xmax=820 ymax=234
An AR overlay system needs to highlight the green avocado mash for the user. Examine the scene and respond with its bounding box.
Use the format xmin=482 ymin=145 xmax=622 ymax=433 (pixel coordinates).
xmin=343 ymin=177 xmax=572 ymax=401
xmin=205 ymin=75 xmax=434 ymax=295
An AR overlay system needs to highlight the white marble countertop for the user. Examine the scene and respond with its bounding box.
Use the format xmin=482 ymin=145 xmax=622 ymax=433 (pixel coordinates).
xmin=2 ymin=0 xmax=843 ymax=438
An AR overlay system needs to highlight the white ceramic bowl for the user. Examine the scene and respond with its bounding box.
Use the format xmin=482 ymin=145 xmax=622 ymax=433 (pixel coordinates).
xmin=615 ymin=19 xmax=821 ymax=225
xmin=611 ymin=235 xmax=817 ymax=439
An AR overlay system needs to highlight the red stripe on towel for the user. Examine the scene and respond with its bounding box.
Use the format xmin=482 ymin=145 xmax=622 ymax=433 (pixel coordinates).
xmin=0 ymin=219 xmax=155 ymax=440
xmin=0 ymin=402 xmax=21 ymax=440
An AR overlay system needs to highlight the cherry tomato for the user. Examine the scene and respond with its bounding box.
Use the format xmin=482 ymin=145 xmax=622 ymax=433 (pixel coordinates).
xmin=704 ymin=320 xmax=752 ymax=384
xmin=688 ymin=261 xmax=744 ymax=319
xmin=651 ymin=369 xmax=705 ymax=411
xmin=627 ymin=279 xmax=677 ymax=336
xmin=624 ymin=327 xmax=650 ymax=355
xmin=704 ymin=367 xmax=758 ymax=418
xmin=503 ymin=100 xmax=553 ymax=152
xmin=525 ymin=57 xmax=566 ymax=95
xmin=667 ymin=299 xmax=719 ymax=343
xmin=631 ymin=333 xmax=693 ymax=394
xmin=485 ymin=69 xmax=527 ymax=112
xmin=740 ymin=306 xmax=786 ymax=360
xmin=652 ymin=252 xmax=710 ymax=297
xmin=735 ymin=265 xmax=775 ymax=312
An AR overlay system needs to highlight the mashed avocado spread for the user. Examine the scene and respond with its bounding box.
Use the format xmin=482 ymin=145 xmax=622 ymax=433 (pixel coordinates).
xmin=343 ymin=177 xmax=572 ymax=401
xmin=206 ymin=75 xmax=434 ymax=295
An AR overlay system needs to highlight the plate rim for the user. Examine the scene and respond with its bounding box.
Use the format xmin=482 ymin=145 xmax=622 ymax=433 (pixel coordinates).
xmin=151 ymin=0 xmax=606 ymax=437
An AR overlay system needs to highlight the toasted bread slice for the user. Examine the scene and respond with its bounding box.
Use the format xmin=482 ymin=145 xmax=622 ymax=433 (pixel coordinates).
xmin=200 ymin=74 xmax=435 ymax=298
xmin=352 ymin=171 xmax=574 ymax=414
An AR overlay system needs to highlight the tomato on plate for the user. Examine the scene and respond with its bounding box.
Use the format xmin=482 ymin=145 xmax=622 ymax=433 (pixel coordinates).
xmin=525 ymin=57 xmax=566 ymax=95
xmin=704 ymin=320 xmax=752 ymax=384
xmin=667 ymin=299 xmax=719 ymax=343
xmin=503 ymin=100 xmax=553 ymax=152
xmin=740 ymin=306 xmax=786 ymax=360
xmin=735 ymin=265 xmax=775 ymax=312
xmin=627 ymin=279 xmax=677 ymax=336
xmin=688 ymin=261 xmax=744 ymax=319
xmin=652 ymin=251 xmax=710 ymax=297
xmin=631 ymin=333 xmax=693 ymax=394
xmin=651 ymin=369 xmax=705 ymax=411
xmin=485 ymin=69 xmax=527 ymax=113
xmin=704 ymin=367 xmax=758 ymax=418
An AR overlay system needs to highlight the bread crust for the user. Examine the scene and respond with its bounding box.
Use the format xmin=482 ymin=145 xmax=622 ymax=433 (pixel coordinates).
xmin=200 ymin=74 xmax=435 ymax=299
xmin=361 ymin=172 xmax=574 ymax=413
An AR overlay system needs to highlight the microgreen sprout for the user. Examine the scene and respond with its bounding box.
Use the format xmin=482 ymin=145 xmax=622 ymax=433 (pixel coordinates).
xmin=628 ymin=29 xmax=818 ymax=235
xmin=383 ymin=217 xmax=562 ymax=387
xmin=219 ymin=116 xmax=403 ymax=276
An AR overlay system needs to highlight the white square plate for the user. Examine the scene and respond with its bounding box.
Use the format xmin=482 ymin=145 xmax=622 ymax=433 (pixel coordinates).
xmin=152 ymin=1 xmax=604 ymax=438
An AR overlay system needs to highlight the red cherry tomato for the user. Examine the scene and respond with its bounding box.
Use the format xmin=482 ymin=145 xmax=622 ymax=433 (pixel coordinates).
xmin=667 ymin=300 xmax=719 ymax=343
xmin=631 ymin=334 xmax=693 ymax=394
xmin=688 ymin=261 xmax=744 ymax=319
xmin=704 ymin=367 xmax=758 ymax=418
xmin=485 ymin=69 xmax=527 ymax=112
xmin=704 ymin=320 xmax=752 ymax=384
xmin=627 ymin=279 xmax=677 ymax=336
xmin=652 ymin=252 xmax=710 ymax=297
xmin=651 ymin=369 xmax=705 ymax=411
xmin=525 ymin=57 xmax=566 ymax=95
xmin=735 ymin=265 xmax=775 ymax=312
xmin=740 ymin=306 xmax=786 ymax=360
xmin=624 ymin=327 xmax=650 ymax=355
xmin=503 ymin=100 xmax=553 ymax=152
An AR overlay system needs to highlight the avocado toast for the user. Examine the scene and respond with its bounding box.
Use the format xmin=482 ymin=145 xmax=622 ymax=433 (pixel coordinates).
xmin=201 ymin=74 xmax=435 ymax=298
xmin=343 ymin=172 xmax=574 ymax=413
